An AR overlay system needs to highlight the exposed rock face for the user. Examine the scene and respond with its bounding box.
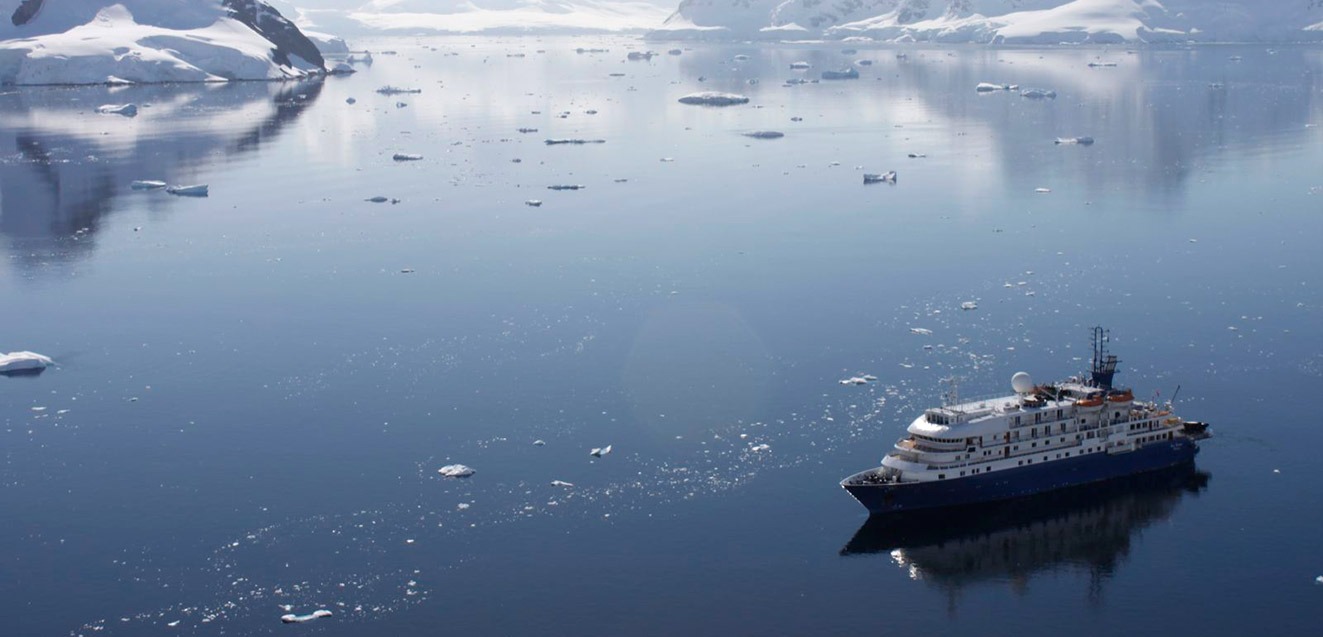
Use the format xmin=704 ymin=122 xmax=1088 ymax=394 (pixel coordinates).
xmin=223 ymin=0 xmax=325 ymax=70
xmin=10 ymin=0 xmax=42 ymax=26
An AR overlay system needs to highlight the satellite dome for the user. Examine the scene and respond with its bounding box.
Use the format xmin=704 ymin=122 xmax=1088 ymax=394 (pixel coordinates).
xmin=1011 ymin=372 xmax=1034 ymax=394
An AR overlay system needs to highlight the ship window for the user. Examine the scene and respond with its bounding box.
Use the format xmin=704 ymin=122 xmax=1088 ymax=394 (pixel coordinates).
xmin=960 ymin=471 xmax=965 ymax=477
xmin=1018 ymin=461 xmax=1023 ymax=466
xmin=1056 ymin=409 xmax=1062 ymax=419
xmin=1065 ymin=452 xmax=1071 ymax=457
xmin=938 ymin=474 xmax=946 ymax=480
xmin=1031 ymin=442 xmax=1037 ymax=448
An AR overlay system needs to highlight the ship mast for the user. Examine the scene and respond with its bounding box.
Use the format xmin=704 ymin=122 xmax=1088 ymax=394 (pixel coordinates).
xmin=1090 ymin=326 xmax=1119 ymax=389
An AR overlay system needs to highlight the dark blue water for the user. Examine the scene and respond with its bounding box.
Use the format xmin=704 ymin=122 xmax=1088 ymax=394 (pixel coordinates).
xmin=2 ymin=38 xmax=1320 ymax=636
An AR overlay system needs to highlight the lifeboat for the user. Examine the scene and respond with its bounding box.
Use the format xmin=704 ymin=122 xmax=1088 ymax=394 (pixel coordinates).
xmin=1075 ymin=395 xmax=1105 ymax=409
xmin=1107 ymin=389 xmax=1134 ymax=403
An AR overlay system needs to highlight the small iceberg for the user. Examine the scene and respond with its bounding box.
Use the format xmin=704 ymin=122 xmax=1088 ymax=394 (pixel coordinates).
xmin=839 ymin=376 xmax=870 ymax=386
xmin=677 ymin=92 xmax=749 ymax=106
xmin=1054 ymin=136 xmax=1094 ymax=145
xmin=376 ymin=86 xmax=421 ymax=95
xmin=0 ymin=351 xmax=53 ymax=375
xmin=856 ymin=59 xmax=873 ymax=66
xmin=668 ymin=49 xmax=683 ymax=55
xmin=130 ymin=180 xmax=166 ymax=190
xmin=961 ymin=301 xmax=978 ymax=310
xmin=821 ymin=67 xmax=859 ymax=80
xmin=590 ymin=445 xmax=612 ymax=458
xmin=166 ymin=184 xmax=208 ymax=197
xmin=743 ymin=131 xmax=784 ymax=139
xmin=547 ymin=184 xmax=584 ymax=191
xmin=909 ymin=327 xmax=933 ymax=335
xmin=789 ymin=61 xmax=811 ymax=69
xmin=96 ymin=103 xmax=138 ymax=117
xmin=329 ymin=62 xmax=355 ymax=75
xmin=550 ymin=480 xmax=575 ymax=487
xmin=1020 ymin=88 xmax=1057 ymax=99
xmin=749 ymin=443 xmax=771 ymax=452
xmin=438 ymin=464 xmax=475 ymax=478
xmin=626 ymin=51 xmax=656 ymax=60
xmin=544 ymin=139 xmax=605 ymax=145
xmin=517 ymin=127 xmax=539 ymax=133
xmin=281 ymin=610 xmax=332 ymax=624
xmin=863 ymin=171 xmax=897 ymax=184
xmin=525 ymin=199 xmax=543 ymax=207
xmin=975 ymin=83 xmax=1015 ymax=92
xmin=392 ymin=153 xmax=423 ymax=161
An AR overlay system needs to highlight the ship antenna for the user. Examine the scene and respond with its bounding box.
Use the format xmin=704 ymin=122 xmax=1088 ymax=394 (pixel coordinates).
xmin=942 ymin=376 xmax=960 ymax=407
xmin=1090 ymin=326 xmax=1119 ymax=389
xmin=1168 ymin=384 xmax=1181 ymax=408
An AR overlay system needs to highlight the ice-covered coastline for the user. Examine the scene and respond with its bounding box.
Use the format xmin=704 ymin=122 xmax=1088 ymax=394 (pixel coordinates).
xmin=0 ymin=0 xmax=326 ymax=86
xmin=646 ymin=0 xmax=1323 ymax=44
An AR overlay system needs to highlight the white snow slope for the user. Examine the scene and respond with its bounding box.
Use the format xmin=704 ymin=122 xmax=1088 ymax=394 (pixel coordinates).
xmin=284 ymin=0 xmax=674 ymax=35
xmin=648 ymin=0 xmax=1323 ymax=43
xmin=0 ymin=0 xmax=325 ymax=85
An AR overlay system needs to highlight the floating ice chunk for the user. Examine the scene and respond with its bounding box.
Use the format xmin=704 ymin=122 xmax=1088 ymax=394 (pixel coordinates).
xmin=329 ymin=62 xmax=355 ymax=75
xmin=975 ymin=83 xmax=1013 ymax=92
xmin=1316 ymin=575 xmax=1323 ymax=584
xmin=545 ymin=139 xmax=605 ymax=145
xmin=366 ymin=196 xmax=400 ymax=203
xmin=856 ymin=59 xmax=873 ymax=66
xmin=589 ymin=445 xmax=612 ymax=458
xmin=626 ymin=51 xmax=656 ymax=61
xmin=1020 ymin=88 xmax=1057 ymax=99
xmin=733 ymin=54 xmax=750 ymax=61
xmin=839 ymin=377 xmax=869 ymax=385
xmin=437 ymin=464 xmax=475 ymax=478
xmin=1035 ymin=187 xmax=1051 ymax=193
xmin=166 ymin=184 xmax=208 ymax=197
xmin=743 ymin=131 xmax=784 ymax=139
xmin=677 ymin=92 xmax=749 ymax=106
xmin=1087 ymin=62 xmax=1118 ymax=68
xmin=517 ymin=128 xmax=539 ymax=133
xmin=961 ymin=301 xmax=978 ymax=310
xmin=908 ymin=153 xmax=926 ymax=158
xmin=550 ymin=480 xmax=574 ymax=487
xmin=1054 ymin=136 xmax=1094 ymax=145
xmin=346 ymin=97 xmax=356 ymax=104
xmin=525 ymin=199 xmax=543 ymax=207
xmin=668 ymin=49 xmax=683 ymax=55
xmin=749 ymin=444 xmax=771 ymax=452
xmin=789 ymin=61 xmax=811 ymax=69
xmin=280 ymin=610 xmax=331 ymax=624
xmin=96 ymin=103 xmax=138 ymax=117
xmin=547 ymin=185 xmax=584 ymax=190
xmin=167 ymin=620 xmax=180 ymax=627
xmin=909 ymin=328 xmax=933 ymax=336
xmin=863 ymin=171 xmax=897 ymax=184
xmin=131 ymin=180 xmax=166 ymax=190
xmin=533 ymin=439 xmax=546 ymax=446
xmin=393 ymin=153 xmax=423 ymax=161
xmin=376 ymin=86 xmax=421 ymax=95
xmin=821 ymin=67 xmax=859 ymax=80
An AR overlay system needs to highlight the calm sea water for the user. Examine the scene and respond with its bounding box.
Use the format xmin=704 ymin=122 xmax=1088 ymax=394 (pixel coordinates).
xmin=1 ymin=38 xmax=1320 ymax=636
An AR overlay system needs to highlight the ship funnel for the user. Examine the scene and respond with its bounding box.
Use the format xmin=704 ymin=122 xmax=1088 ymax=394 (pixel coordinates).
xmin=1011 ymin=372 xmax=1034 ymax=394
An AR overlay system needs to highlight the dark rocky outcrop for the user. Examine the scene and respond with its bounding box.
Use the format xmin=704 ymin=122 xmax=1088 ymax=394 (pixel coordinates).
xmin=222 ymin=0 xmax=325 ymax=71
xmin=11 ymin=0 xmax=43 ymax=26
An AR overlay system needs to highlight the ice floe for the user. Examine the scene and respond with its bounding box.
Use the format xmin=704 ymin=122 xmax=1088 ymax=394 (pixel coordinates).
xmin=377 ymin=86 xmax=422 ymax=95
xmin=550 ymin=480 xmax=575 ymax=487
xmin=280 ymin=610 xmax=332 ymax=624
xmin=821 ymin=67 xmax=859 ymax=80
xmin=131 ymin=180 xmax=166 ymax=190
xmin=166 ymin=184 xmax=208 ymax=197
xmin=96 ymin=103 xmax=138 ymax=117
xmin=743 ymin=131 xmax=784 ymax=139
xmin=547 ymin=184 xmax=584 ymax=190
xmin=976 ymin=83 xmax=1017 ymax=92
xmin=1055 ymin=136 xmax=1094 ymax=145
xmin=0 ymin=351 xmax=54 ymax=374
xmin=590 ymin=445 xmax=613 ymax=458
xmin=544 ymin=139 xmax=605 ymax=145
xmin=909 ymin=328 xmax=933 ymax=336
xmin=961 ymin=301 xmax=979 ymax=310
xmin=437 ymin=464 xmax=475 ymax=478
xmin=392 ymin=153 xmax=423 ymax=161
xmin=1020 ymin=88 xmax=1058 ymax=99
xmin=863 ymin=171 xmax=897 ymax=184
xmin=525 ymin=199 xmax=543 ymax=207
xmin=677 ymin=92 xmax=749 ymax=106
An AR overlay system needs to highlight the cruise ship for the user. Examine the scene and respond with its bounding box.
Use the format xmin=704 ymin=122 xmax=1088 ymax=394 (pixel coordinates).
xmin=841 ymin=328 xmax=1210 ymax=514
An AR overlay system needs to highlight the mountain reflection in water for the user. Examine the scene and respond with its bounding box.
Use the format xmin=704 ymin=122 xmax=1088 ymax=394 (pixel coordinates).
xmin=841 ymin=464 xmax=1210 ymax=606
xmin=0 ymin=79 xmax=323 ymax=266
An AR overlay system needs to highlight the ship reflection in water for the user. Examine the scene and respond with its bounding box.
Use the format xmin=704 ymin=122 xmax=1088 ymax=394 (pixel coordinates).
xmin=841 ymin=464 xmax=1210 ymax=605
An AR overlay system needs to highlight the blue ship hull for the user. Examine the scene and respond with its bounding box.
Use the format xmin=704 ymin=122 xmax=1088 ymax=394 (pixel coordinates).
xmin=842 ymin=438 xmax=1199 ymax=514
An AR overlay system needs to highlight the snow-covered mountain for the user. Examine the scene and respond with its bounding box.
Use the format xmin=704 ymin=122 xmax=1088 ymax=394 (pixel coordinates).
xmin=282 ymin=0 xmax=674 ymax=35
xmin=649 ymin=0 xmax=1323 ymax=43
xmin=0 ymin=0 xmax=326 ymax=85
